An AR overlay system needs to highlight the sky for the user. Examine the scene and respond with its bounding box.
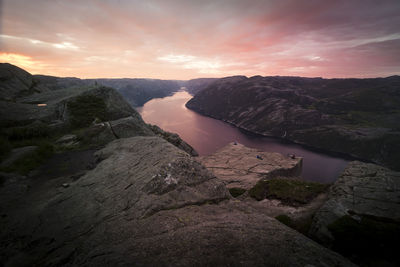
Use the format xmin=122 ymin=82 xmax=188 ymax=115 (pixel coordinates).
xmin=0 ymin=0 xmax=399 ymax=79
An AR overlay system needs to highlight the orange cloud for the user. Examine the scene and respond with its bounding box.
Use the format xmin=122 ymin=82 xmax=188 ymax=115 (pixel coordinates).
xmin=0 ymin=52 xmax=49 ymax=74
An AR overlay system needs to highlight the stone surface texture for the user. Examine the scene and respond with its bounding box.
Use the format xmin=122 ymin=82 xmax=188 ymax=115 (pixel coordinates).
xmin=309 ymin=161 xmax=400 ymax=244
xmin=199 ymin=142 xmax=302 ymax=189
xmin=0 ymin=137 xmax=354 ymax=266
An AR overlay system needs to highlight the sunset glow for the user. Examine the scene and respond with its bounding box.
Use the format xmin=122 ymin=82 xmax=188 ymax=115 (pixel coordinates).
xmin=1 ymin=0 xmax=399 ymax=79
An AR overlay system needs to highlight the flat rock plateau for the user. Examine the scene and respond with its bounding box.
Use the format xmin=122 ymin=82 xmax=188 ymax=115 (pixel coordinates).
xmin=199 ymin=142 xmax=302 ymax=190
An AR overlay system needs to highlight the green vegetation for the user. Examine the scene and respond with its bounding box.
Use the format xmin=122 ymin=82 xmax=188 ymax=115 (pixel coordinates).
xmin=4 ymin=121 xmax=51 ymax=140
xmin=328 ymin=214 xmax=400 ymax=265
xmin=249 ymin=178 xmax=329 ymax=205
xmin=73 ymin=126 xmax=108 ymax=149
xmin=229 ymin=187 xmax=246 ymax=198
xmin=306 ymin=104 xmax=316 ymax=110
xmin=67 ymin=95 xmax=107 ymax=128
xmin=0 ymin=142 xmax=54 ymax=175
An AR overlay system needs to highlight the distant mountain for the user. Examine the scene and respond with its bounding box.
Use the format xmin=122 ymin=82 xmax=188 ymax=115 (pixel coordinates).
xmin=33 ymin=74 xmax=182 ymax=107
xmin=183 ymin=78 xmax=219 ymax=95
xmin=0 ymin=63 xmax=50 ymax=100
xmin=93 ymin=78 xmax=181 ymax=106
xmin=186 ymin=75 xmax=400 ymax=170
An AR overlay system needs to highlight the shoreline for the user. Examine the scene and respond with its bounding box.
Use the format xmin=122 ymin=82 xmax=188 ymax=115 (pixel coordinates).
xmin=185 ymin=102 xmax=371 ymax=164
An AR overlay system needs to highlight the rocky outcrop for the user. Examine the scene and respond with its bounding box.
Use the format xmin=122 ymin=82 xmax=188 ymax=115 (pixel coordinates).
xmin=0 ymin=137 xmax=354 ymax=266
xmin=309 ymin=161 xmax=400 ymax=244
xmin=149 ymin=124 xmax=198 ymax=156
xmin=0 ymin=84 xmax=135 ymax=127
xmin=186 ymin=75 xmax=400 ymax=170
xmin=308 ymin=161 xmax=400 ymax=265
xmin=199 ymin=142 xmax=302 ymax=190
xmin=0 ymin=64 xmax=197 ymax=167
xmin=0 ymin=63 xmax=49 ymax=101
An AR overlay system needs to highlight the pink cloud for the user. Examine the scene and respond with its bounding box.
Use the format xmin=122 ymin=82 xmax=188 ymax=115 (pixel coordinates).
xmin=1 ymin=0 xmax=399 ymax=79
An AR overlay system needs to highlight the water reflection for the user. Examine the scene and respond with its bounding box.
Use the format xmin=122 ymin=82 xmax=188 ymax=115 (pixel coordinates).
xmin=137 ymin=91 xmax=349 ymax=183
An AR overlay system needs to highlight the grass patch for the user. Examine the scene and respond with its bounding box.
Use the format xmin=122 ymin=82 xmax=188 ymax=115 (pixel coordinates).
xmin=328 ymin=214 xmax=400 ymax=266
xmin=67 ymin=95 xmax=107 ymax=128
xmin=249 ymin=178 xmax=329 ymax=205
xmin=4 ymin=121 xmax=51 ymax=140
xmin=229 ymin=187 xmax=246 ymax=198
xmin=73 ymin=126 xmax=108 ymax=149
xmin=0 ymin=142 xmax=54 ymax=175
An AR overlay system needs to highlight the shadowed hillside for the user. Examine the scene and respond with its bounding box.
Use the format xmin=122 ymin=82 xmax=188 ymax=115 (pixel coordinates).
xmin=186 ymin=75 xmax=400 ymax=170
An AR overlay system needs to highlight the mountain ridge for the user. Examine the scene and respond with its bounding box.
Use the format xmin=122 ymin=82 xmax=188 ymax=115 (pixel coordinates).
xmin=186 ymin=74 xmax=400 ymax=170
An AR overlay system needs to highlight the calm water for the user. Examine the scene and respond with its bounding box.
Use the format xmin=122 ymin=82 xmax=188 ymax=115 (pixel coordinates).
xmin=137 ymin=91 xmax=349 ymax=183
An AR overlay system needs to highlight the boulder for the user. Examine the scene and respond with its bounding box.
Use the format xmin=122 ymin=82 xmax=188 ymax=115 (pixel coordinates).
xmin=0 ymin=137 xmax=353 ymax=266
xmin=198 ymin=142 xmax=302 ymax=189
xmin=309 ymin=161 xmax=400 ymax=245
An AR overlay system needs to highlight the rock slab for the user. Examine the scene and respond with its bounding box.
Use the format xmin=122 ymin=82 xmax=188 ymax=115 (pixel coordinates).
xmin=199 ymin=142 xmax=302 ymax=189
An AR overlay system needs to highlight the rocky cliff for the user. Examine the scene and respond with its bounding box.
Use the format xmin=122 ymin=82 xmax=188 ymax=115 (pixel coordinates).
xmin=0 ymin=63 xmax=197 ymax=157
xmin=0 ymin=64 xmax=357 ymax=266
xmin=309 ymin=161 xmax=400 ymax=265
xmin=0 ymin=137 xmax=354 ymax=266
xmin=186 ymin=75 xmax=400 ymax=170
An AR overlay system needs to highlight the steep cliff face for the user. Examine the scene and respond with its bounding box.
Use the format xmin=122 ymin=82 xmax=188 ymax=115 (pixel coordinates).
xmin=0 ymin=64 xmax=196 ymax=155
xmin=186 ymin=75 xmax=400 ymax=170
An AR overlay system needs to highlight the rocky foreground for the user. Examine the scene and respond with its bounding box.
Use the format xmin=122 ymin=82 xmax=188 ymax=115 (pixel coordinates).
xmin=308 ymin=161 xmax=400 ymax=265
xmin=0 ymin=137 xmax=354 ymax=266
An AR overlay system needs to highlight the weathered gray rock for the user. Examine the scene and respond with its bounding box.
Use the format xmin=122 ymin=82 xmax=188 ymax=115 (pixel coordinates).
xmin=55 ymin=134 xmax=78 ymax=147
xmin=78 ymin=116 xmax=196 ymax=157
xmin=0 ymin=146 xmax=38 ymax=168
xmin=149 ymin=124 xmax=198 ymax=156
xmin=0 ymin=172 xmax=29 ymax=210
xmin=199 ymin=142 xmax=302 ymax=189
xmin=0 ymin=137 xmax=353 ymax=266
xmin=309 ymin=161 xmax=400 ymax=245
xmin=109 ymin=116 xmax=154 ymax=138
